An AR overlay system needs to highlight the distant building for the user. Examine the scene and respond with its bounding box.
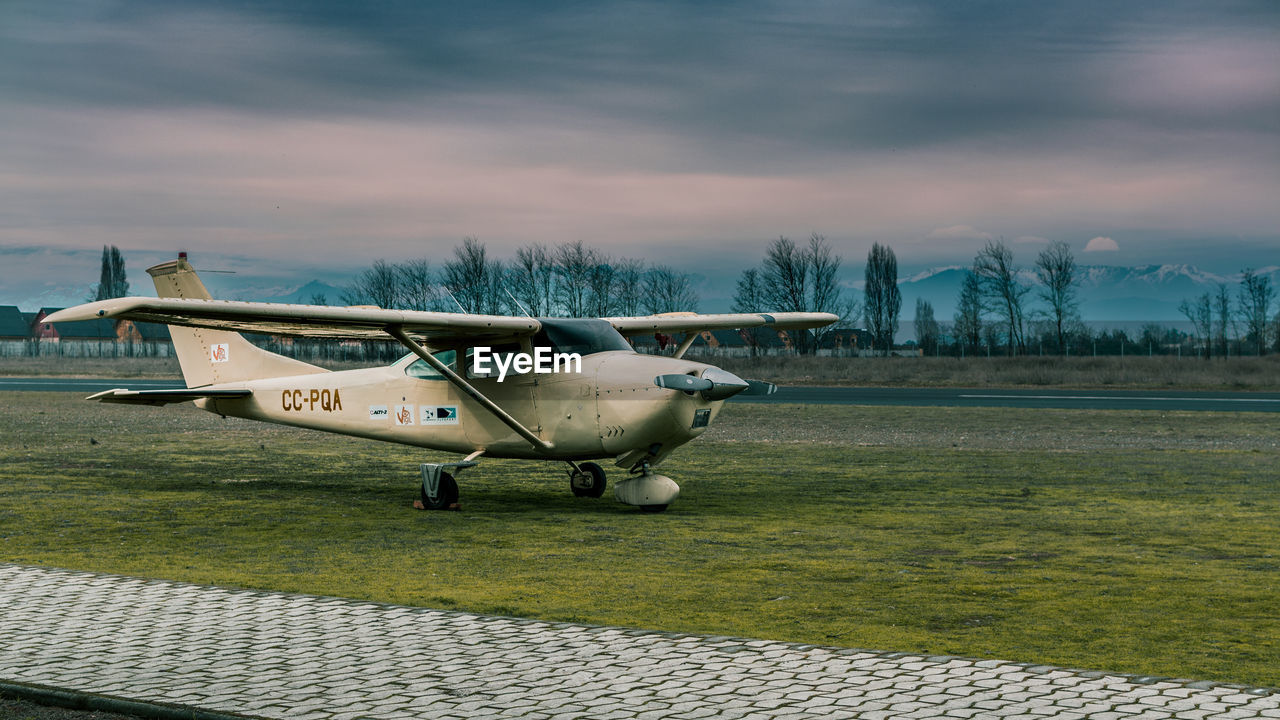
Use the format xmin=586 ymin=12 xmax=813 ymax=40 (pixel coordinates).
xmin=0 ymin=306 xmax=28 ymax=341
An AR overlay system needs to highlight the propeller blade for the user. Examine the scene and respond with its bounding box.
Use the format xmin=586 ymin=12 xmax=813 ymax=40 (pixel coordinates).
xmin=655 ymin=374 xmax=713 ymax=392
xmin=742 ymin=379 xmax=777 ymax=396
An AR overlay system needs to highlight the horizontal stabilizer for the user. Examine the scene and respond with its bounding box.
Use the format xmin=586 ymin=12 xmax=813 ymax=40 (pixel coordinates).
xmin=87 ymin=387 xmax=253 ymax=406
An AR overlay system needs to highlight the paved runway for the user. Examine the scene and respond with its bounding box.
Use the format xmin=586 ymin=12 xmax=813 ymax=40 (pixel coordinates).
xmin=3 ymin=376 xmax=1279 ymax=412
xmin=1 ymin=564 xmax=1274 ymax=720
xmin=736 ymin=386 xmax=1280 ymax=412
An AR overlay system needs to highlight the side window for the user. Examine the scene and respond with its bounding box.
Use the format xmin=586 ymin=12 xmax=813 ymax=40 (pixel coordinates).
xmin=405 ymin=349 xmax=456 ymax=380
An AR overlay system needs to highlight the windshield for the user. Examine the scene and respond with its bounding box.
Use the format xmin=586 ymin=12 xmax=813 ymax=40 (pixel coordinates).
xmin=533 ymin=318 xmax=632 ymax=356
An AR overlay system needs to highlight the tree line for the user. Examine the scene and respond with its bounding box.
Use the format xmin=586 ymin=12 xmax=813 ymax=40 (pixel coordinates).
xmin=86 ymin=239 xmax=1276 ymax=358
xmin=909 ymin=239 xmax=1277 ymax=358
xmin=338 ymin=237 xmax=697 ymax=319
xmin=1176 ymin=268 xmax=1276 ymax=358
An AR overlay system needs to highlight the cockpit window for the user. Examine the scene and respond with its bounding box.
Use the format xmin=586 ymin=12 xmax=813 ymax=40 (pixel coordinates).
xmin=533 ymin=318 xmax=632 ymax=356
xmin=404 ymin=349 xmax=457 ymax=380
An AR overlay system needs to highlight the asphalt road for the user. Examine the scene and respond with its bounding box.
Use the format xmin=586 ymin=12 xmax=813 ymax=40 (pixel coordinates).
xmin=735 ymin=385 xmax=1280 ymax=412
xmin=3 ymin=376 xmax=1279 ymax=412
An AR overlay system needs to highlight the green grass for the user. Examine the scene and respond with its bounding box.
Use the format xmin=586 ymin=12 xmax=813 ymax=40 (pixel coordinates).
xmin=2 ymin=393 xmax=1278 ymax=687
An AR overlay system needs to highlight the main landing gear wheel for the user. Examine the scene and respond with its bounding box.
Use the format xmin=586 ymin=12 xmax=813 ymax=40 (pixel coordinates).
xmin=420 ymin=471 xmax=459 ymax=510
xmin=570 ymin=462 xmax=607 ymax=498
xmin=639 ymin=504 xmax=668 ymax=513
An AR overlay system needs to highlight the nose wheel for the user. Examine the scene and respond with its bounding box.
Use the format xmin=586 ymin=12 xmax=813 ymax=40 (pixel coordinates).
xmin=568 ymin=461 xmax=607 ymax=498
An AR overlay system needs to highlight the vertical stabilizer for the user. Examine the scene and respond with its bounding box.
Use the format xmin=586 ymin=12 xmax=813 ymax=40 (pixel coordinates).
xmin=148 ymin=254 xmax=327 ymax=387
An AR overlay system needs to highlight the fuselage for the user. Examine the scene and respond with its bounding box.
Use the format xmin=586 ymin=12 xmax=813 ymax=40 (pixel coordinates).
xmin=194 ymin=349 xmax=726 ymax=462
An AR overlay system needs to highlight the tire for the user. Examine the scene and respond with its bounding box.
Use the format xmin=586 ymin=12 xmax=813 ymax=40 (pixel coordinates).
xmin=570 ymin=462 xmax=607 ymax=498
xmin=420 ymin=471 xmax=459 ymax=510
xmin=638 ymin=504 xmax=668 ymax=513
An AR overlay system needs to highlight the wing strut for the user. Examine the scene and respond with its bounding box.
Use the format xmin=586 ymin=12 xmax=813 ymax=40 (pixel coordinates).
xmin=672 ymin=333 xmax=699 ymax=359
xmin=386 ymin=326 xmax=554 ymax=454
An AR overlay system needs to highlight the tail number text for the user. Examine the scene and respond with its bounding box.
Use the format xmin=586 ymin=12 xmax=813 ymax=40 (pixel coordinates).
xmin=282 ymin=389 xmax=344 ymax=412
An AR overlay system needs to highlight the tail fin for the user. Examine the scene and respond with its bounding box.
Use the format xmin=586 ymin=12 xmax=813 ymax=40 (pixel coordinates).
xmin=148 ymin=255 xmax=326 ymax=387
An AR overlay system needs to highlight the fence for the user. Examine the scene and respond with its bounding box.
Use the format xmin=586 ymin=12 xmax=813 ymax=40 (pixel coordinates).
xmin=0 ymin=340 xmax=173 ymax=358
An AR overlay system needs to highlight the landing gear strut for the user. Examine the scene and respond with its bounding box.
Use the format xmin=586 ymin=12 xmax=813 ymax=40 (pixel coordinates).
xmin=568 ymin=461 xmax=607 ymax=498
xmin=417 ymin=460 xmax=478 ymax=511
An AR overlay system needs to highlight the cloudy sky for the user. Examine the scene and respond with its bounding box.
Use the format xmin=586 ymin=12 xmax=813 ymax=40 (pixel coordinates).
xmin=2 ymin=0 xmax=1278 ymax=306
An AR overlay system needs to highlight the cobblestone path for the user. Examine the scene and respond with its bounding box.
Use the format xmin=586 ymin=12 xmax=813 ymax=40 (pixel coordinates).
xmin=1 ymin=564 xmax=1275 ymax=719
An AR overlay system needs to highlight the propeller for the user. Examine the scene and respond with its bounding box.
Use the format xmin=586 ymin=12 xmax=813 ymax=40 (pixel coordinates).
xmin=654 ymin=368 xmax=772 ymax=401
xmin=654 ymin=374 xmax=713 ymax=393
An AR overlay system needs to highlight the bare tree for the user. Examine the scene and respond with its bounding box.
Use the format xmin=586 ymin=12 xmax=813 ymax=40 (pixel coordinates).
xmin=953 ymin=270 xmax=983 ymax=354
xmin=761 ymin=237 xmax=807 ymax=301
xmin=586 ymin=255 xmax=617 ymax=317
xmin=1178 ymin=292 xmax=1213 ymax=359
xmin=643 ymin=266 xmax=699 ymax=314
xmin=914 ymin=298 xmax=940 ymax=356
xmin=972 ymin=240 xmax=1029 ymax=355
xmin=753 ymin=234 xmax=854 ymax=355
xmin=1239 ymin=269 xmax=1274 ymax=355
xmin=341 ymin=259 xmax=400 ymax=308
xmin=732 ymin=268 xmax=767 ymax=356
xmin=554 ymin=240 xmax=593 ymax=317
xmin=863 ymin=242 xmax=901 ymax=356
xmin=308 ymin=293 xmax=328 ymax=306
xmin=806 ymin=233 xmax=853 ymax=352
xmin=93 ymin=245 xmax=130 ymax=301
xmin=611 ymin=258 xmax=646 ymax=317
xmin=512 ymin=244 xmax=555 ymax=316
xmin=442 ymin=237 xmax=503 ymax=314
xmin=397 ymin=259 xmax=438 ymax=311
xmin=1213 ymin=284 xmax=1235 ymax=356
xmin=1035 ymin=240 xmax=1078 ymax=354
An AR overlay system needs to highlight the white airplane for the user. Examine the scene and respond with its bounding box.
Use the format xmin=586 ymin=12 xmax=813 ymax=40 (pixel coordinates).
xmin=48 ymin=255 xmax=837 ymax=512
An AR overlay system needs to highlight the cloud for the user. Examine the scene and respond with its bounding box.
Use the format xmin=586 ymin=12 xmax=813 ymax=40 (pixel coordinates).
xmin=926 ymin=225 xmax=993 ymax=242
xmin=1 ymin=0 xmax=1279 ymax=281
xmin=1085 ymin=236 xmax=1119 ymax=252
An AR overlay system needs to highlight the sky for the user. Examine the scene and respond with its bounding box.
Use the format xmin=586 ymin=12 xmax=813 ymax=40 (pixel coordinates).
xmin=2 ymin=0 xmax=1279 ymax=308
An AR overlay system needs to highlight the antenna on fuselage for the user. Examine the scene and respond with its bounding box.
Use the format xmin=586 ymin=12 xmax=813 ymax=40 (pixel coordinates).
xmin=444 ymin=289 xmax=467 ymax=314
xmin=503 ymin=287 xmax=533 ymax=318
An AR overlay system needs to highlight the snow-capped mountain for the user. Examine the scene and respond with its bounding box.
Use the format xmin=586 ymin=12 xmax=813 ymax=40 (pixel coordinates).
xmin=900 ymin=264 xmax=1279 ymax=321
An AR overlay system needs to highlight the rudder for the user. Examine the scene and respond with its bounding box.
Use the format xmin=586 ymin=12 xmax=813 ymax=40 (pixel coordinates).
xmin=148 ymin=254 xmax=327 ymax=387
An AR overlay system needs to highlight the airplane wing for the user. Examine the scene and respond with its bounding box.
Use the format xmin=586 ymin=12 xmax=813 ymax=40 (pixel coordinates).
xmin=606 ymin=312 xmax=839 ymax=336
xmin=87 ymin=387 xmax=253 ymax=406
xmin=43 ymin=298 xmax=540 ymax=344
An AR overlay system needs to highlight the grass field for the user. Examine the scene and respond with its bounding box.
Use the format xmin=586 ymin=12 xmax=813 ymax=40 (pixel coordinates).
xmin=1 ymin=392 xmax=1278 ymax=687
xmin=4 ymin=353 xmax=1280 ymax=389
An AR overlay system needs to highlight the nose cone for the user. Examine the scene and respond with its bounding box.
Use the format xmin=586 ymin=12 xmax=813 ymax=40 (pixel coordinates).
xmin=700 ymin=367 xmax=750 ymax=400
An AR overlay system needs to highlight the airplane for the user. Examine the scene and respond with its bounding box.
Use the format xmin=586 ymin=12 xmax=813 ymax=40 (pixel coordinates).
xmin=46 ymin=254 xmax=838 ymax=512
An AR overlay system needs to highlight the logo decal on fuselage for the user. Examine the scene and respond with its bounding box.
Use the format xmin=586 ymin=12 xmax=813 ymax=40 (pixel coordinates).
xmin=394 ymin=404 xmax=415 ymax=426
xmin=421 ymin=406 xmax=459 ymax=425
xmin=210 ymin=343 xmax=229 ymax=363
xmin=369 ymin=404 xmax=389 ymax=420
xmin=281 ymin=389 xmax=343 ymax=412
